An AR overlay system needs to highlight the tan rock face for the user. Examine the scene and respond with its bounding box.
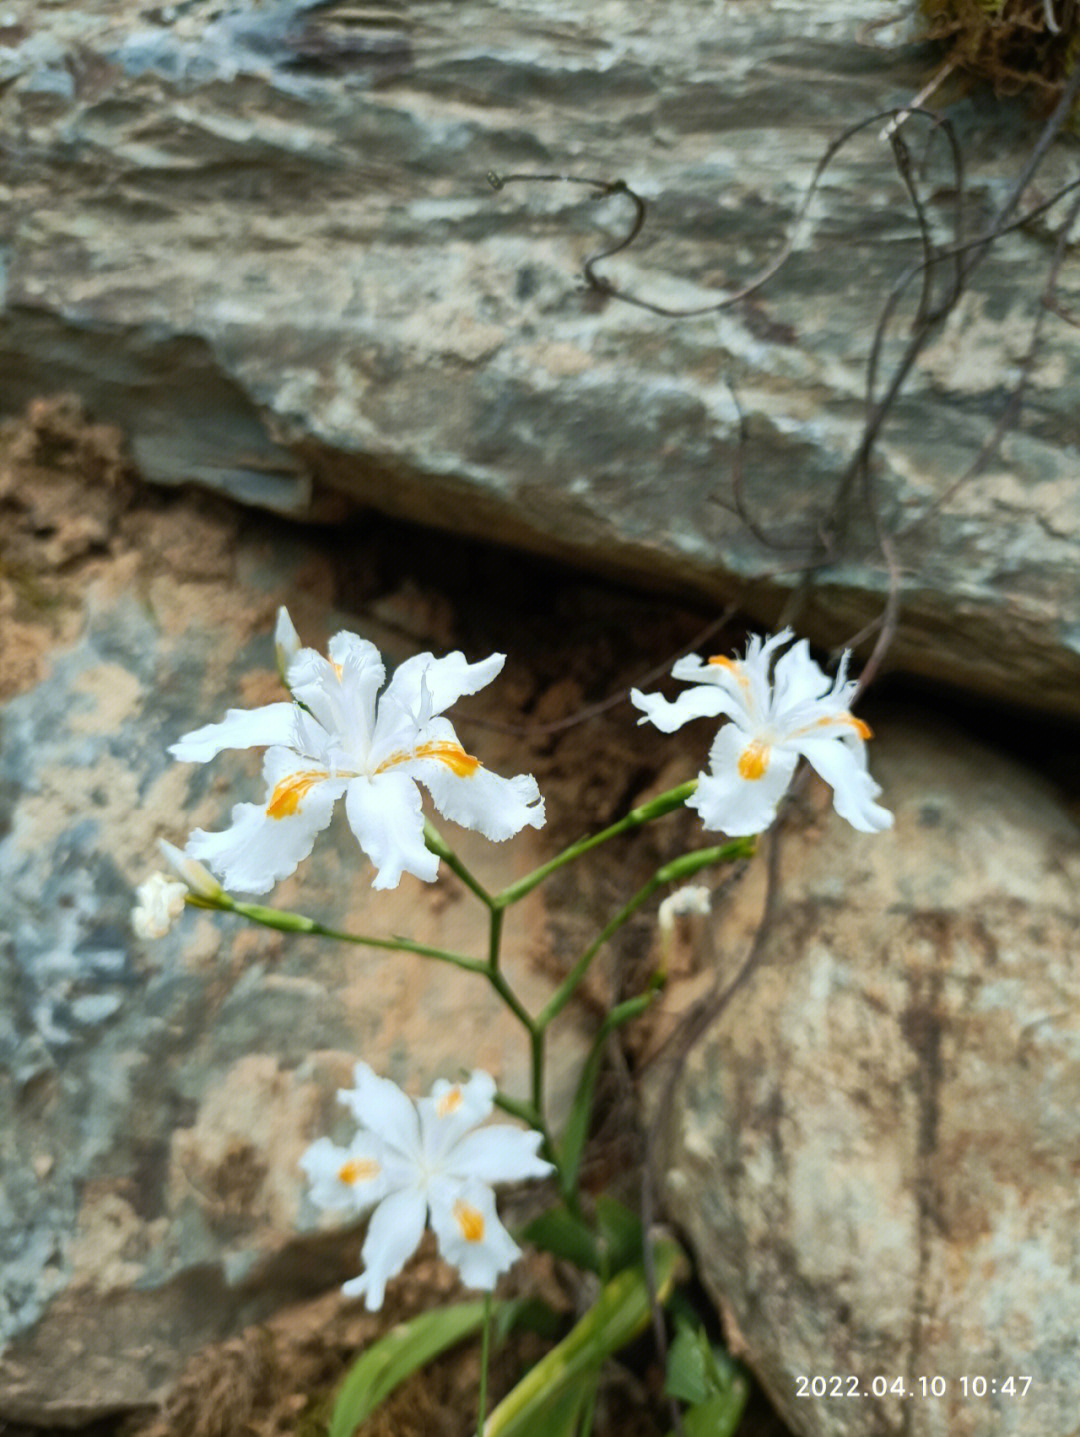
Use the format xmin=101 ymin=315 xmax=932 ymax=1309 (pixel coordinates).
xmin=657 ymin=713 xmax=1080 ymax=1437
xmin=0 ymin=439 xmax=596 ymax=1423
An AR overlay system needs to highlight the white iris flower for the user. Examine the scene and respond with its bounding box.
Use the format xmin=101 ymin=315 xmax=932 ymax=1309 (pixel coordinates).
xmin=169 ymin=609 xmax=545 ymax=893
xmin=300 ymin=1063 xmax=554 ymax=1309
xmin=631 ymin=629 xmax=892 ymax=836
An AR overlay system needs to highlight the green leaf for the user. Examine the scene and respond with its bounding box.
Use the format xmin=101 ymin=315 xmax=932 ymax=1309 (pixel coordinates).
xmin=521 ymin=1196 xmax=644 ymax=1280
xmin=670 ymin=1389 xmax=749 ymax=1437
xmin=328 ymin=1299 xmax=492 ymax=1437
xmin=484 ymin=1237 xmax=687 ymax=1437
xmin=521 ymin=1205 xmax=601 ymax=1272
xmin=493 ymin=1295 xmax=563 ymax=1343
xmin=558 ymin=992 xmax=655 ymax=1201
xmin=665 ymin=1320 xmax=713 ymax=1404
xmin=663 ymin=1316 xmax=749 ymax=1437
xmin=495 ymin=1379 xmax=593 ymax=1437
xmin=593 ymin=1195 xmax=644 ymax=1274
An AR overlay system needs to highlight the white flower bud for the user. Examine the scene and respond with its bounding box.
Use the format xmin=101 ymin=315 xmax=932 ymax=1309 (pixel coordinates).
xmin=132 ymin=872 xmax=187 ymax=940
xmin=158 ymin=839 xmax=224 ymax=900
xmin=658 ymin=884 xmax=712 ymax=933
xmin=274 ymin=605 xmax=302 ymax=685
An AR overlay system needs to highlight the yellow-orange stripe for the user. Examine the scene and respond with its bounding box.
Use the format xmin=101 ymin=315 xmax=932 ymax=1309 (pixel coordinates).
xmin=267 ymin=770 xmax=327 ymax=818
xmin=376 ymin=740 xmax=479 ymax=778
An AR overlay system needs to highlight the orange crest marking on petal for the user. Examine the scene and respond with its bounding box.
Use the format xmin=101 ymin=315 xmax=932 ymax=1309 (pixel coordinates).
xmin=266 ymin=770 xmax=327 ymax=818
xmin=453 ymin=1199 xmax=485 ymax=1244
xmin=808 ymin=713 xmax=873 ymax=740
xmin=437 ymin=1086 xmax=464 ymax=1118
xmin=738 ymin=739 xmax=770 ymax=780
xmin=338 ymin=1158 xmax=380 ymax=1186
xmin=415 ymin=740 xmax=480 ymax=776
xmin=376 ymin=741 xmax=479 ymax=778
xmin=708 ymin=655 xmax=751 ymax=693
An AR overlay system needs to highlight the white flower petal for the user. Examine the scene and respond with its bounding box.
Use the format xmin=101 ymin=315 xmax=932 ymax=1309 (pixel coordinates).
xmin=688 ymin=725 xmax=798 ymax=835
xmin=447 ymin=1126 xmax=554 ymax=1185
xmin=630 ymin=684 xmax=731 ymax=733
xmin=286 ymin=647 xmax=356 ymax=741
xmin=429 ymin=1179 xmax=521 ymax=1292
xmin=187 ymin=750 xmax=344 ymax=893
xmin=300 ymin=1136 xmax=388 ymax=1213
xmin=770 ymin=637 xmax=835 ymax=710
xmin=367 ymin=676 xmax=435 ymax=765
xmin=415 ymin=759 xmax=545 ymax=841
xmin=344 ymin=771 xmax=437 ymax=888
xmin=322 ymin=632 xmax=388 ymax=755
xmin=169 ymin=703 xmax=297 ymax=763
xmin=417 ymin=1071 xmax=497 ymax=1168
xmin=185 ymin=803 xmax=308 ymax=894
xmin=428 ymin=1070 xmax=497 ymax=1127
xmin=338 ymin=1062 xmax=422 ymax=1157
xmin=795 ymin=733 xmax=894 ymax=832
xmin=345 ymin=1188 xmax=428 ymax=1310
xmin=384 ymin=651 xmax=505 ymax=719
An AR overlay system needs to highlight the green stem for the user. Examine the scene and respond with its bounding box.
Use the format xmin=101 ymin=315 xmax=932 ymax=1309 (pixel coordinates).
xmin=536 ymin=837 xmax=754 ymax=1032
xmin=189 ymin=893 xmax=488 ymax=976
xmin=477 ymin=1291 xmax=493 ymax=1437
xmin=557 ymin=989 xmax=658 ymax=1203
xmin=493 ymin=781 xmax=698 ymax=910
xmin=488 ymin=906 xmax=504 ymax=973
xmin=530 ymin=1025 xmax=544 ymax=1137
xmin=480 ymin=963 xmax=533 ymax=1038
xmin=491 ymin=1090 xmax=545 ymax=1132
xmin=424 ymin=819 xmax=494 ymax=907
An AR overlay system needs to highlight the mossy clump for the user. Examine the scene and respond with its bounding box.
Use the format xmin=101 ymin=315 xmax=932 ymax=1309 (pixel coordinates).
xmin=921 ymin=0 xmax=1080 ymax=106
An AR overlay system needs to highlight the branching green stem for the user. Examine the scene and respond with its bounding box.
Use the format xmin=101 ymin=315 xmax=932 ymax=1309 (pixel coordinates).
xmin=493 ymin=781 xmax=698 ymax=909
xmin=537 ymin=837 xmax=754 ymax=1031
xmin=188 ymin=780 xmax=754 ymax=1216
xmin=424 ymin=819 xmax=494 ymax=907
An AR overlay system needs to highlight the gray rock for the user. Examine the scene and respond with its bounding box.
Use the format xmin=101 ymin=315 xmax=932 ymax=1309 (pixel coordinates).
xmin=0 ymin=574 xmax=584 ymax=1424
xmin=655 ymin=713 xmax=1080 ymax=1437
xmin=0 ymin=2 xmax=1078 ymax=713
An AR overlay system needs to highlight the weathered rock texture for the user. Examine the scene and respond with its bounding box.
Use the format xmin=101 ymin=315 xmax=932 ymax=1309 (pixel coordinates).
xmin=1 ymin=2 xmax=1079 ymax=713
xmin=655 ymin=715 xmax=1080 ymax=1437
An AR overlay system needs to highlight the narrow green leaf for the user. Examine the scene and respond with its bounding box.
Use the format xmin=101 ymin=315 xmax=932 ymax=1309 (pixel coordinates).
xmin=483 ymin=1237 xmax=687 ymax=1437
xmin=558 ymin=1045 xmax=602 ymax=1200
xmin=497 ymin=1379 xmax=592 ymax=1437
xmin=329 ymin=1300 xmax=492 ymax=1437
xmin=593 ymin=1195 xmax=644 ymax=1273
xmin=521 ymin=1205 xmax=601 ymax=1272
xmin=559 ymin=992 xmax=655 ymax=1199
